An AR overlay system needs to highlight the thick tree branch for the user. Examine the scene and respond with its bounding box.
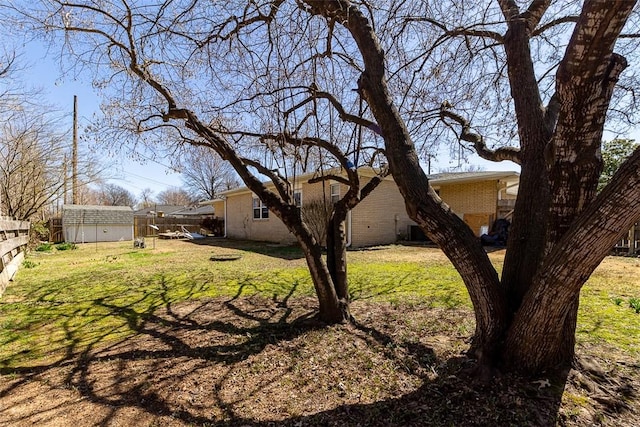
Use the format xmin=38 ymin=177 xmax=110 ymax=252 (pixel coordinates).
xmin=440 ymin=107 xmax=521 ymax=164
xmin=532 ymin=15 xmax=579 ymax=36
xmin=543 ymin=92 xmax=560 ymax=133
xmin=308 ymin=174 xmax=350 ymax=186
xmin=498 ymin=0 xmax=520 ymax=21
xmin=240 ymin=157 xmax=290 ymax=203
xmin=522 ymin=0 xmax=551 ymax=32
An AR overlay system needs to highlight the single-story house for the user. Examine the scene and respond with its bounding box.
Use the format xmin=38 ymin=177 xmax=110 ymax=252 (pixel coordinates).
xmin=205 ymin=168 xmax=519 ymax=247
xmin=62 ymin=205 xmax=134 ymax=243
xmin=205 ymin=169 xmax=519 ymax=248
xmin=430 ymin=171 xmax=519 ymax=236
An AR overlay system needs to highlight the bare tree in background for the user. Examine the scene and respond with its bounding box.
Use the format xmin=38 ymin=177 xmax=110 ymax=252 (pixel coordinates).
xmin=137 ymin=188 xmax=155 ymax=208
xmin=179 ymin=146 xmax=240 ymax=201
xmin=0 ymin=111 xmax=67 ymax=220
xmin=300 ymin=197 xmax=332 ymax=246
xmin=156 ymin=188 xmax=193 ymax=206
xmin=95 ymin=183 xmax=136 ymax=207
xmin=0 ymin=46 xmax=109 ymax=219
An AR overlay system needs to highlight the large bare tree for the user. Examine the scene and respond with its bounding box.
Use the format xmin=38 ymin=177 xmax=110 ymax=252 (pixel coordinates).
xmin=11 ymin=0 xmax=387 ymax=323
xmin=155 ymin=188 xmax=193 ymax=206
xmin=297 ymin=0 xmax=640 ymax=374
xmin=0 ymin=45 xmax=109 ymax=219
xmin=13 ymin=0 xmax=638 ymax=374
xmin=0 ymin=110 xmax=67 ymax=220
xmin=96 ymin=183 xmax=137 ymax=207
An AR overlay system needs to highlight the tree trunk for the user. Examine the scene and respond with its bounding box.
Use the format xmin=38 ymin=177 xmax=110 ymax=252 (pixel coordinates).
xmin=304 ymin=0 xmax=639 ymax=374
xmin=326 ymin=213 xmax=349 ymax=302
xmin=503 ymin=146 xmax=640 ymax=371
xmin=280 ymin=206 xmax=350 ymax=324
xmin=499 ymin=18 xmax=553 ymax=316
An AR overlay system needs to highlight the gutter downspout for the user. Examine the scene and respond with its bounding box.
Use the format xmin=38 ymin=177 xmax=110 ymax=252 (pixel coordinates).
xmin=223 ymin=197 xmax=227 ymax=238
xmin=346 ymin=210 xmax=352 ymax=247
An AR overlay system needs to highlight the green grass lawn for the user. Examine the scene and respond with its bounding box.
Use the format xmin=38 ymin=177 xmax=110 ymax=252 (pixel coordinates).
xmin=1 ymin=239 xmax=639 ymax=369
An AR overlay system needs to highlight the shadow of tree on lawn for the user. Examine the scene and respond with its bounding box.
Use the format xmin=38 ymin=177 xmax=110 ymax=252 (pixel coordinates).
xmin=1 ymin=280 xmax=637 ymax=427
xmin=188 ymin=237 xmax=306 ymax=261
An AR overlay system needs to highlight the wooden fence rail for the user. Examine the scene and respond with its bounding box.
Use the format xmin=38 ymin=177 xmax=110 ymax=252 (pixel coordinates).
xmin=612 ymin=222 xmax=640 ymax=256
xmin=0 ymin=220 xmax=30 ymax=297
xmin=133 ymin=217 xmax=224 ymax=238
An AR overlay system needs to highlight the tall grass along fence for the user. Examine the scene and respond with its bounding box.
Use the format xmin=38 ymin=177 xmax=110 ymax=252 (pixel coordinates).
xmin=0 ymin=219 xmax=30 ymax=297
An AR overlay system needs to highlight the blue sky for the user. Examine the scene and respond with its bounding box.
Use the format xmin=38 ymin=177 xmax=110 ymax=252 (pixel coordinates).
xmin=17 ymin=38 xmax=519 ymax=202
xmin=18 ymin=40 xmax=185 ymax=199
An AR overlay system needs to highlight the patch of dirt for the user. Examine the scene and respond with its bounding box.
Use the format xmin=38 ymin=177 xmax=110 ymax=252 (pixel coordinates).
xmin=1 ymin=297 xmax=638 ymax=426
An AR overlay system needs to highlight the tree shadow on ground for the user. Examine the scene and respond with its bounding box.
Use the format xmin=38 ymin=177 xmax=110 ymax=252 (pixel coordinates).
xmin=1 ymin=285 xmax=637 ymax=426
xmin=187 ymin=237 xmax=306 ymax=260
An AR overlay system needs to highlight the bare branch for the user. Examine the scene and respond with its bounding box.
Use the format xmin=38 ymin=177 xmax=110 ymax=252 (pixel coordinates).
xmin=440 ymin=105 xmax=521 ymax=164
xmin=194 ymin=0 xmax=285 ymax=48
xmin=532 ymin=15 xmax=579 ymax=36
xmin=0 ymin=51 xmax=16 ymax=77
xmin=402 ymin=16 xmax=504 ymax=43
xmin=282 ymin=85 xmax=382 ymax=135
xmin=240 ymin=156 xmax=290 ymax=202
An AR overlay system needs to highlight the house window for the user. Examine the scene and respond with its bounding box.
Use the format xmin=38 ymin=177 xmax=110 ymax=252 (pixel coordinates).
xmin=330 ymin=183 xmax=340 ymax=204
xmin=253 ymin=196 xmax=269 ymax=219
xmin=293 ymin=189 xmax=302 ymax=208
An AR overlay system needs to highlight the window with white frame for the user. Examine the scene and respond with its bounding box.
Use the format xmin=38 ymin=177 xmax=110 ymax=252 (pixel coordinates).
xmin=330 ymin=183 xmax=340 ymax=204
xmin=253 ymin=196 xmax=269 ymax=219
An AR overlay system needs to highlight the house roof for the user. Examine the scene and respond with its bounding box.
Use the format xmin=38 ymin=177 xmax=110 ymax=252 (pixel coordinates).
xmin=62 ymin=205 xmax=133 ymax=225
xmin=210 ymin=168 xmax=519 ymax=199
xmin=133 ymin=205 xmax=187 ymax=216
xmin=428 ymin=171 xmax=519 ymax=185
xmin=170 ymin=205 xmax=215 ymax=216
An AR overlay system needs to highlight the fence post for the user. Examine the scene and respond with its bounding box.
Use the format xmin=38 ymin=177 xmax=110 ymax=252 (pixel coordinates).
xmin=1 ymin=220 xmax=30 ymax=297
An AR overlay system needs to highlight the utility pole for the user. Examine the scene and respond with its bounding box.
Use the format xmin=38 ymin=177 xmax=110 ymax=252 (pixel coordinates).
xmin=63 ymin=154 xmax=68 ymax=204
xmin=72 ymin=95 xmax=78 ymax=204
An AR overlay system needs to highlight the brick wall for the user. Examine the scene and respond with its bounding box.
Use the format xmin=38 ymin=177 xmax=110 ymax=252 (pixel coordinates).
xmin=225 ymin=191 xmax=295 ymax=243
xmin=351 ymin=180 xmax=415 ymax=247
xmin=438 ymin=180 xmax=498 ymax=217
xmin=223 ymin=177 xmax=504 ymax=247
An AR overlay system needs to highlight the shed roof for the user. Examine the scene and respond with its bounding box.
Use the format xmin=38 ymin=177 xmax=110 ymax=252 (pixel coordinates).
xmin=62 ymin=205 xmax=133 ymax=225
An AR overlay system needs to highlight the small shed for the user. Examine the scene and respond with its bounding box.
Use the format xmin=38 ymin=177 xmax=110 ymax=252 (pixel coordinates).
xmin=62 ymin=205 xmax=134 ymax=243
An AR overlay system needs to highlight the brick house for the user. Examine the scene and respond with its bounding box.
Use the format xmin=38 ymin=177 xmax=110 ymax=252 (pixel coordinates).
xmin=209 ymin=169 xmax=519 ymax=247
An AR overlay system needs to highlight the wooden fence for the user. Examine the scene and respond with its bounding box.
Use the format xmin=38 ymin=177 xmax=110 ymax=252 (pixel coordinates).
xmin=0 ymin=219 xmax=30 ymax=297
xmin=133 ymin=217 xmax=224 ymax=238
xmin=48 ymin=217 xmax=63 ymax=243
xmin=612 ymin=222 xmax=640 ymax=256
